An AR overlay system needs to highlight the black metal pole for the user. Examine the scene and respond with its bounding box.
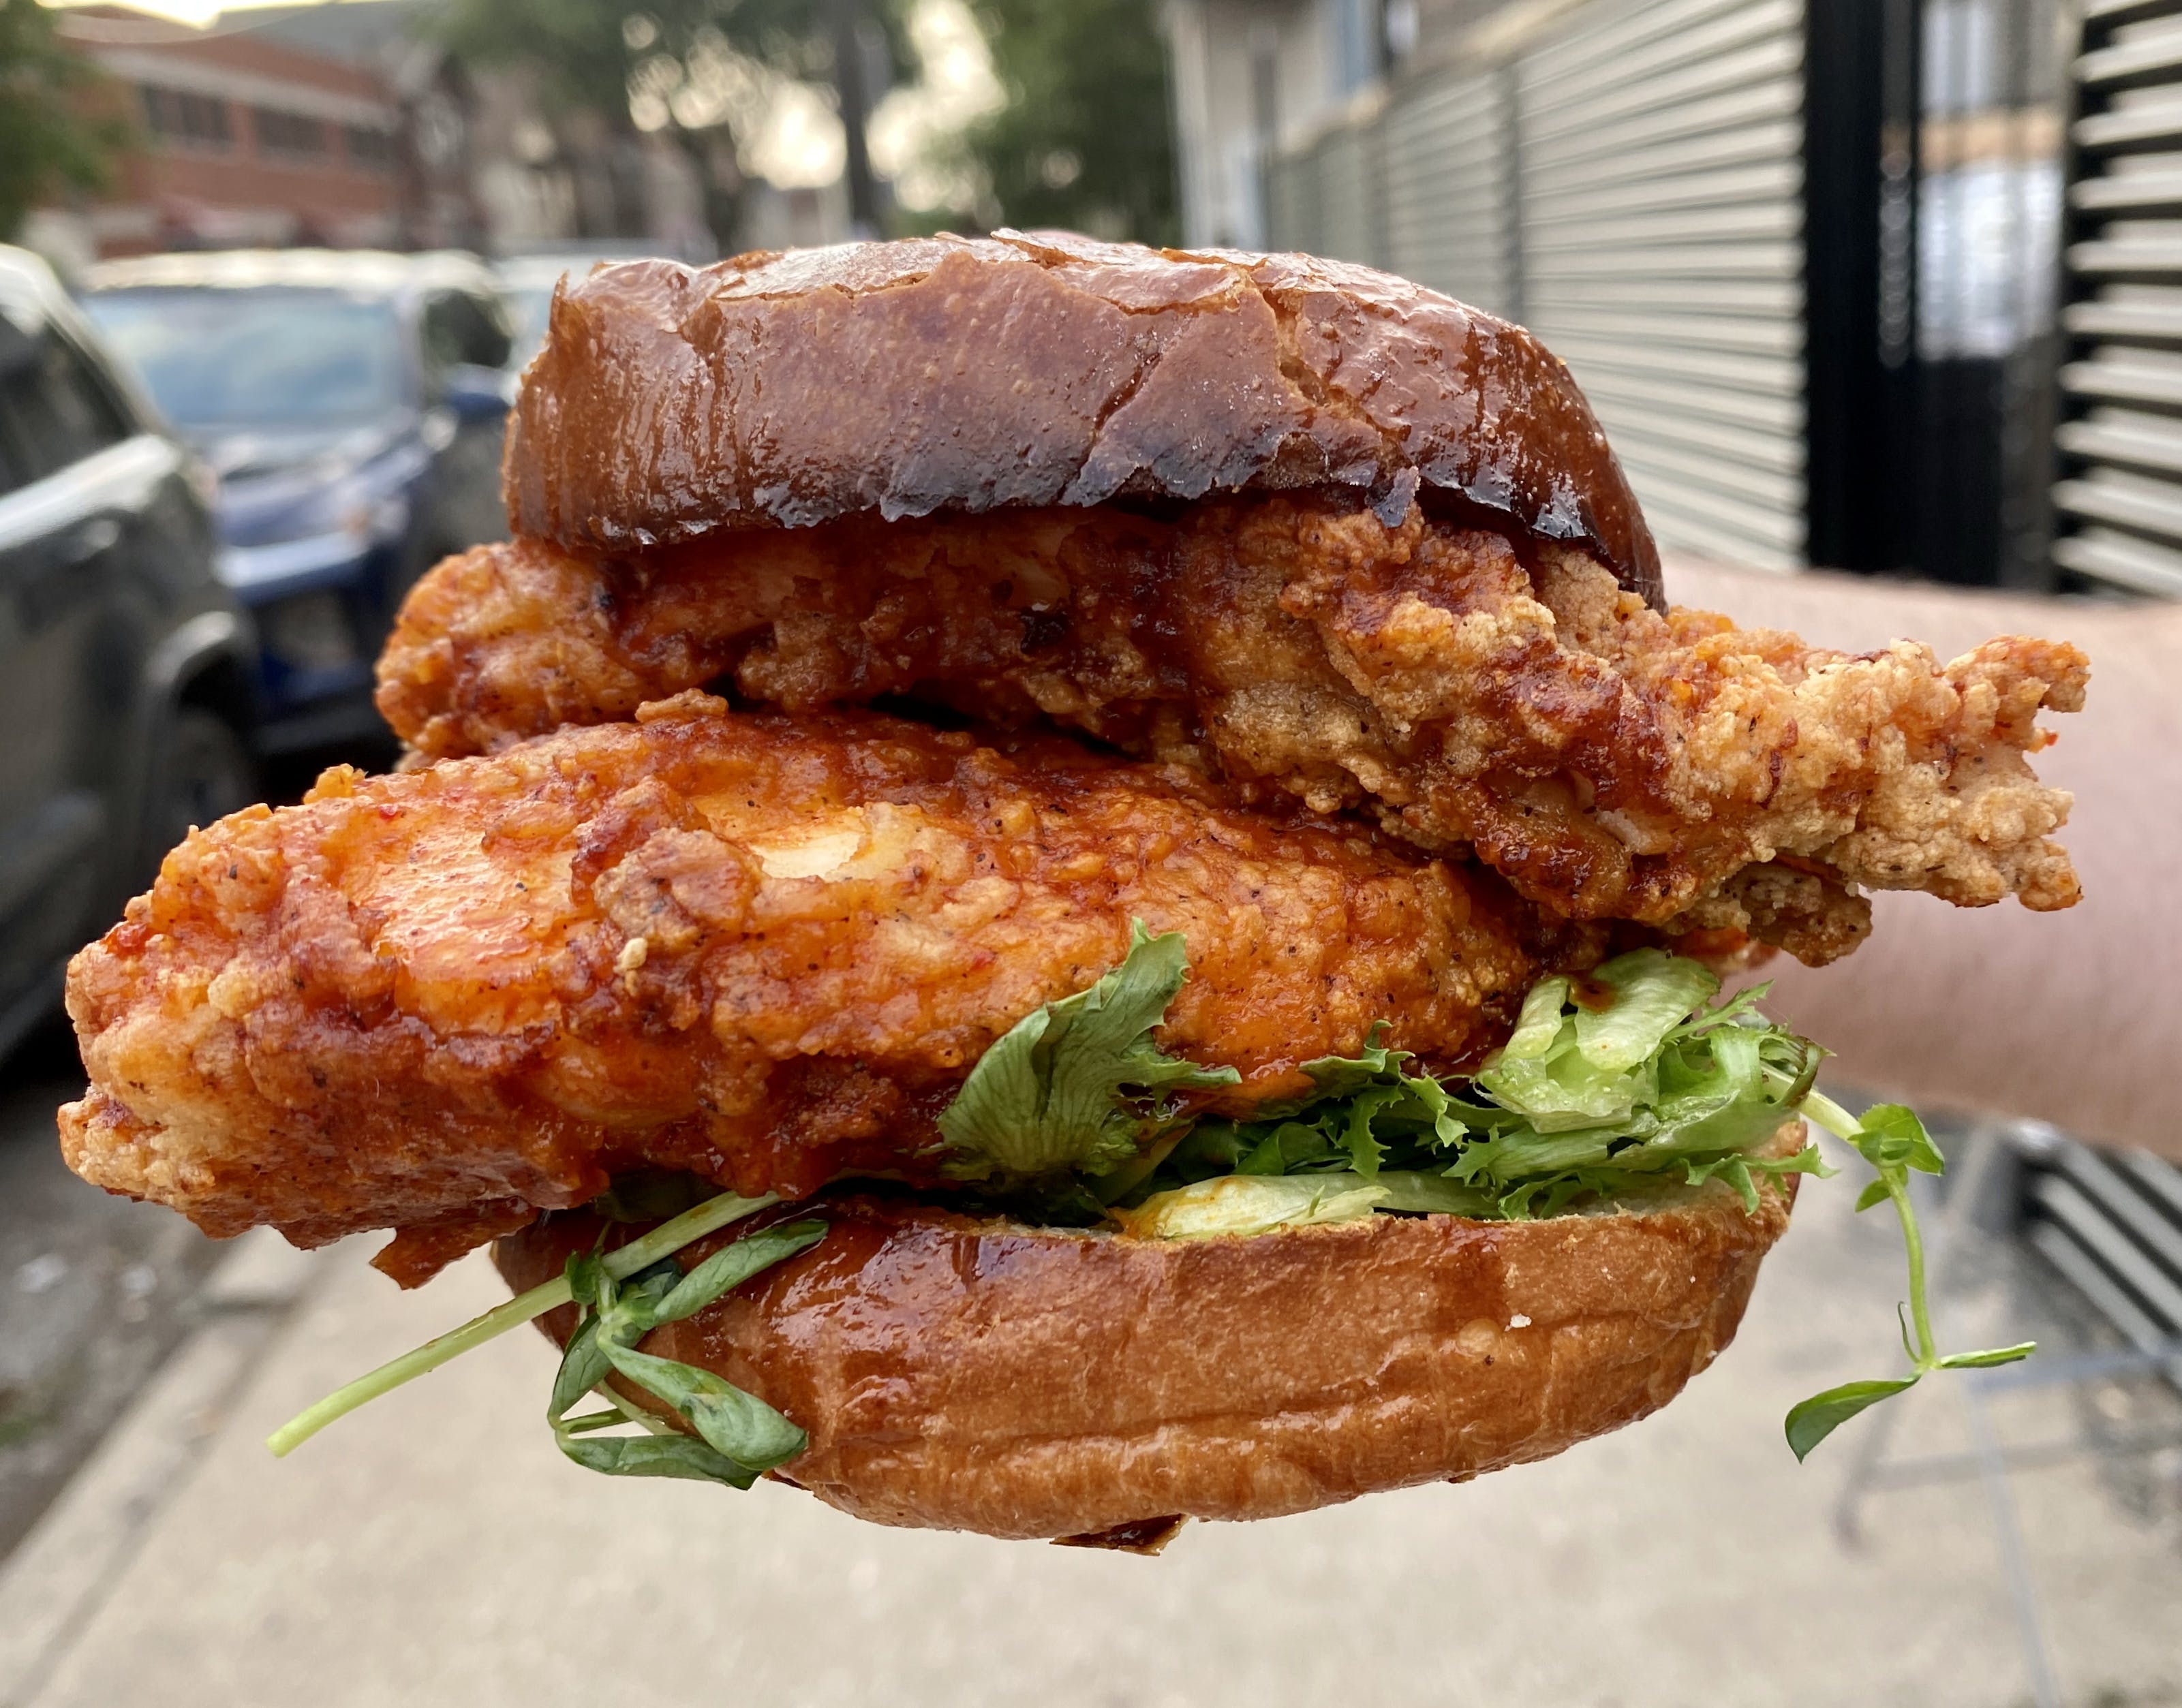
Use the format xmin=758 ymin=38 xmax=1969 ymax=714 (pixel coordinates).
xmin=826 ymin=0 xmax=883 ymax=237
xmin=1804 ymin=0 xmax=1920 ymax=573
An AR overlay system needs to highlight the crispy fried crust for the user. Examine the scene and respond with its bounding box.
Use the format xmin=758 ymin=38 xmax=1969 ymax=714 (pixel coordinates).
xmin=61 ymin=700 xmax=1580 ymax=1256
xmin=499 ymin=1141 xmax=1798 ymax=1538
xmin=378 ymin=503 xmax=2087 ymax=961
xmin=504 ymin=232 xmax=1662 ymax=604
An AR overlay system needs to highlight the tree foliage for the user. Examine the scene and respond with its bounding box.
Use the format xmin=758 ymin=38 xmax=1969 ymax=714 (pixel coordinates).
xmin=435 ymin=0 xmax=908 ymax=244
xmin=0 ymin=0 xmax=129 ymax=242
xmin=964 ymin=0 xmax=1175 ymax=246
xmin=440 ymin=0 xmax=854 ymax=120
xmin=430 ymin=0 xmax=1180 ymax=251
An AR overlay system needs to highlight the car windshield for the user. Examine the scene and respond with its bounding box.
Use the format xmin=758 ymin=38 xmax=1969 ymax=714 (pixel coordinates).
xmin=82 ymin=288 xmax=405 ymax=428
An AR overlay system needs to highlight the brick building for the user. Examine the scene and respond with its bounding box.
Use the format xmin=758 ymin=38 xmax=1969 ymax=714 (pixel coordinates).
xmin=33 ymin=1 xmax=732 ymax=269
xmin=46 ymin=5 xmax=415 ymax=257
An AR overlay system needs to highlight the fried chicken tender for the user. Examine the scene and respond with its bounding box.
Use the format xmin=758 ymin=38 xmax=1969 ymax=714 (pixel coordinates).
xmin=376 ymin=497 xmax=2086 ymax=964
xmin=63 ymin=698 xmax=1574 ymax=1267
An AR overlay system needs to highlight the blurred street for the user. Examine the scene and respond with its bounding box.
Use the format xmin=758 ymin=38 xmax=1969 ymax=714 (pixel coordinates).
xmin=1 ymin=1128 xmax=2179 ymax=1708
xmin=0 ymin=1029 xmax=219 ymax=1562
xmin=0 ymin=739 xmax=372 ymax=1566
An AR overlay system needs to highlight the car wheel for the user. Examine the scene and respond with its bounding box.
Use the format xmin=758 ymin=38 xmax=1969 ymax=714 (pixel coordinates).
xmin=143 ymin=708 xmax=258 ymax=871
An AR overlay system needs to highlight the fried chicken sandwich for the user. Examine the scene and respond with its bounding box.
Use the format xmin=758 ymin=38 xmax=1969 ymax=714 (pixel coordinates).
xmin=60 ymin=234 xmax=2083 ymax=1547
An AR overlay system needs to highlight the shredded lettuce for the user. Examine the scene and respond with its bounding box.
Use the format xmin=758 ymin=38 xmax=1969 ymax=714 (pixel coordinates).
xmin=1572 ymin=951 xmax=1722 ymax=1072
xmin=1107 ymin=948 xmax=1827 ymax=1225
xmin=937 ymin=922 xmax=1240 ymax=1180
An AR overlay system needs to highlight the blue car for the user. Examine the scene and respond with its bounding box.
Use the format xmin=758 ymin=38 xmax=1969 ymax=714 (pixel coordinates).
xmin=80 ymin=250 xmax=514 ymax=756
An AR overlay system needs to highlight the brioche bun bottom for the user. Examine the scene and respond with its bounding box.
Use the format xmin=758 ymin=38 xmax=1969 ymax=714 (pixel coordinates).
xmin=497 ymin=1123 xmax=1800 ymax=1540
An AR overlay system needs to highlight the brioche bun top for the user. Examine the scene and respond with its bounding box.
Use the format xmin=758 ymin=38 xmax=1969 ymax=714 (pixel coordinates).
xmin=502 ymin=230 xmax=1663 ymax=608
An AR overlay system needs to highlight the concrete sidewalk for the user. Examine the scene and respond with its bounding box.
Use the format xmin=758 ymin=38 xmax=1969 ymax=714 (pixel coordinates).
xmin=3 ymin=1155 xmax=2179 ymax=1708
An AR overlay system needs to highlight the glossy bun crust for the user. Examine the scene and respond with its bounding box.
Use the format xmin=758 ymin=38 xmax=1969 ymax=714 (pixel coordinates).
xmin=504 ymin=231 xmax=1664 ymax=608
xmin=496 ymin=1134 xmax=1797 ymax=1540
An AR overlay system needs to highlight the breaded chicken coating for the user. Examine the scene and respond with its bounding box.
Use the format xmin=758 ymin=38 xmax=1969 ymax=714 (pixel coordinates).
xmin=63 ymin=699 xmax=1576 ymax=1270
xmin=375 ymin=497 xmax=2085 ymax=964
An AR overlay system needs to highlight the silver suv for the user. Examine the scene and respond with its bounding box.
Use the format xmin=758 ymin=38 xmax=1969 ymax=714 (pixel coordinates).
xmin=0 ymin=246 xmax=256 ymax=1058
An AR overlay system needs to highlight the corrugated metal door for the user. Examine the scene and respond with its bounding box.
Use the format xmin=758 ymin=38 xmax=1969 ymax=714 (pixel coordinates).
xmin=1265 ymin=134 xmax=1326 ymax=257
xmin=1268 ymin=114 xmax=1385 ymax=269
xmin=1513 ymin=0 xmax=1809 ymax=569
xmin=1313 ymin=123 xmax=1379 ymax=267
xmin=2053 ymin=0 xmax=2182 ymax=596
xmin=1381 ymin=73 xmax=1518 ymax=317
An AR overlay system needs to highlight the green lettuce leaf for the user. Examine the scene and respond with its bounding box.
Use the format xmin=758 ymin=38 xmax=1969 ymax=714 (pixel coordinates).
xmin=1104 ymin=952 xmax=1821 ymax=1229
xmin=1681 ymin=1144 xmax=1837 ymax=1215
xmin=1571 ymin=950 xmax=1721 ymax=1071
xmin=1471 ymin=948 xmax=1738 ymax=1132
xmin=936 ymin=921 xmax=1240 ymax=1180
xmin=1499 ymin=976 xmax=1573 ymax=1059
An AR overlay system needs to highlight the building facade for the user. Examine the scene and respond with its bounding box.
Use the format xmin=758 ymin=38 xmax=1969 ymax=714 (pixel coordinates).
xmin=49 ymin=6 xmax=407 ymax=257
xmin=32 ymin=2 xmax=805 ymax=273
xmin=1163 ymin=0 xmax=2096 ymax=593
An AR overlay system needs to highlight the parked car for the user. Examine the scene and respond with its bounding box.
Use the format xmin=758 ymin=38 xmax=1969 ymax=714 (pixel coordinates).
xmin=80 ymin=250 xmax=514 ymax=756
xmin=0 ymin=245 xmax=258 ymax=1059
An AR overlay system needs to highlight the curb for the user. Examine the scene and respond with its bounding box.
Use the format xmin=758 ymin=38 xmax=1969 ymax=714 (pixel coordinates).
xmin=0 ymin=1227 xmax=327 ymax=1708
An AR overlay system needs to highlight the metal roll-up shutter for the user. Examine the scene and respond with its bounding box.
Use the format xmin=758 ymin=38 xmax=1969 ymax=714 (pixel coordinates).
xmin=2021 ymin=1136 xmax=2182 ymax=1387
xmin=1313 ymin=121 xmax=1380 ymax=269
xmin=2053 ymin=1 xmax=2182 ymax=596
xmin=1514 ymin=0 xmax=1808 ymax=570
xmin=1267 ymin=112 xmax=1383 ymax=269
xmin=1381 ymin=74 xmax=1516 ymax=317
xmin=1265 ymin=134 xmax=1325 ymax=257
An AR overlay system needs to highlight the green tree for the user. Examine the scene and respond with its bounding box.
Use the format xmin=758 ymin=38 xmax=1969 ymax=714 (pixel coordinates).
xmin=965 ymin=0 xmax=1176 ymax=245
xmin=0 ymin=0 xmax=127 ymax=242
xmin=436 ymin=0 xmax=908 ymax=247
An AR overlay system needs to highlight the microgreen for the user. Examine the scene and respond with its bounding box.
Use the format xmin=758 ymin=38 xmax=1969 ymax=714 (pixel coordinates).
xmin=266 ymin=1187 xmax=786 ymax=1459
xmin=543 ymin=1220 xmax=825 ymax=1487
xmin=1783 ymin=1093 xmax=2035 ymax=1460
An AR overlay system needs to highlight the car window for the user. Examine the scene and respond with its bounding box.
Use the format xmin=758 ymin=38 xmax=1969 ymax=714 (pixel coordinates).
xmin=467 ymin=294 xmax=514 ymax=369
xmin=0 ymin=324 xmax=134 ymax=490
xmin=82 ymin=288 xmax=404 ymax=429
xmin=421 ymin=291 xmax=512 ymax=377
xmin=501 ymin=283 xmax=557 ymax=362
